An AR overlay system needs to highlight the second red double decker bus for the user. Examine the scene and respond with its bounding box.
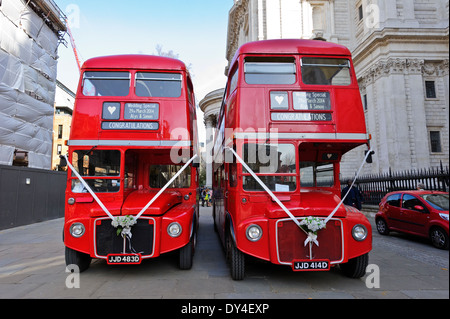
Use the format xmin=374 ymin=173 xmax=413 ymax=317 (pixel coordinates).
xmin=62 ymin=55 xmax=199 ymax=272
xmin=213 ymin=39 xmax=372 ymax=280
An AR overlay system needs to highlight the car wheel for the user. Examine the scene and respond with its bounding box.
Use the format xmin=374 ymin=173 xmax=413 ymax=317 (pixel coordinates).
xmin=376 ymin=218 xmax=390 ymax=235
xmin=340 ymin=253 xmax=369 ymax=278
xmin=179 ymin=231 xmax=196 ymax=270
xmin=226 ymin=229 xmax=245 ymax=280
xmin=430 ymin=227 xmax=449 ymax=250
xmin=65 ymin=246 xmax=91 ymax=272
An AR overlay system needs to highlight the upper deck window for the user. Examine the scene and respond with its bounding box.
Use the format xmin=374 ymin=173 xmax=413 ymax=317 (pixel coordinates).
xmin=82 ymin=72 xmax=130 ymax=96
xmin=136 ymin=72 xmax=182 ymax=97
xmin=244 ymin=57 xmax=296 ymax=85
xmin=301 ymin=58 xmax=351 ymax=86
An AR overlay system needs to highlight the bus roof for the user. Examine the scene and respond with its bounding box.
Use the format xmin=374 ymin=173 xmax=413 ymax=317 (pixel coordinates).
xmin=81 ymin=55 xmax=187 ymax=71
xmin=230 ymin=39 xmax=352 ymax=68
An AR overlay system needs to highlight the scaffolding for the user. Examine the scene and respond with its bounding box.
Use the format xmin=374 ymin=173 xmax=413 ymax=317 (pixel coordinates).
xmin=0 ymin=0 xmax=67 ymax=169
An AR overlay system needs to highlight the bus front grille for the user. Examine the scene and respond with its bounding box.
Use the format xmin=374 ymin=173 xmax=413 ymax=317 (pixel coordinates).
xmin=95 ymin=218 xmax=154 ymax=257
xmin=276 ymin=218 xmax=343 ymax=264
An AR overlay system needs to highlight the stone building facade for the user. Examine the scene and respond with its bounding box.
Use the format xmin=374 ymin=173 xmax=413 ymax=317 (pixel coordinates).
xmin=199 ymin=88 xmax=224 ymax=187
xmin=202 ymin=0 xmax=449 ymax=177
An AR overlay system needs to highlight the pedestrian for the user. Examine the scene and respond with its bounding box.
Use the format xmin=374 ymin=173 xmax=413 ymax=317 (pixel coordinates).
xmin=341 ymin=179 xmax=363 ymax=210
xmin=200 ymin=187 xmax=206 ymax=206
xmin=208 ymin=188 xmax=213 ymax=207
xmin=204 ymin=188 xmax=209 ymax=207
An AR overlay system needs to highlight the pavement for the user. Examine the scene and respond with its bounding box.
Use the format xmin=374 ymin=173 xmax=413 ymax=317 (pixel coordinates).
xmin=0 ymin=206 xmax=448 ymax=300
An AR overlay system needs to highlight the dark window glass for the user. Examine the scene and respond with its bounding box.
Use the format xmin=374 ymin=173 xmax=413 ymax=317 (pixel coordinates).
xmin=386 ymin=194 xmax=401 ymax=207
xmin=430 ymin=131 xmax=442 ymax=153
xmin=300 ymin=162 xmax=334 ymax=187
xmin=425 ymin=81 xmax=436 ymax=98
xmin=71 ymin=150 xmax=121 ymax=193
xmin=244 ymin=57 xmax=296 ymax=85
xmin=136 ymin=73 xmax=182 ymax=97
xmin=82 ymin=72 xmax=130 ymax=96
xmin=149 ymin=165 xmax=191 ymax=188
xmin=301 ymin=58 xmax=351 ymax=86
xmin=402 ymin=194 xmax=423 ymax=211
xmin=242 ymin=143 xmax=296 ymax=192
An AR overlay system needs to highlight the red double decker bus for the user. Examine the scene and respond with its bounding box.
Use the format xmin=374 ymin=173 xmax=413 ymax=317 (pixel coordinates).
xmin=213 ymin=39 xmax=373 ymax=280
xmin=62 ymin=55 xmax=199 ymax=272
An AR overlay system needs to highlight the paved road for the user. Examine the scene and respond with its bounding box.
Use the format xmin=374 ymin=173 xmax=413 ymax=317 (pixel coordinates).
xmin=0 ymin=206 xmax=448 ymax=300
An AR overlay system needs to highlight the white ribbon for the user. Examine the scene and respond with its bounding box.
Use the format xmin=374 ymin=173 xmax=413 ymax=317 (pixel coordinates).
xmin=304 ymin=232 xmax=319 ymax=247
xmin=121 ymin=227 xmax=132 ymax=239
xmin=64 ymin=153 xmax=198 ymax=224
xmin=323 ymin=149 xmax=374 ymax=224
xmin=63 ymin=154 xmax=115 ymax=220
xmin=225 ymin=147 xmax=306 ymax=232
xmin=135 ymin=154 xmax=198 ymax=220
xmin=226 ymin=147 xmax=374 ymax=244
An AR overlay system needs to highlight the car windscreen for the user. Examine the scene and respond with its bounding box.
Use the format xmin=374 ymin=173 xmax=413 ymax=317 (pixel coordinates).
xmin=421 ymin=193 xmax=449 ymax=211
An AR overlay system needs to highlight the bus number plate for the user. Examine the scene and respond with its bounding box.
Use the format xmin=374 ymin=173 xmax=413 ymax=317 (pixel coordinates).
xmin=292 ymin=260 xmax=330 ymax=271
xmin=107 ymin=254 xmax=141 ymax=265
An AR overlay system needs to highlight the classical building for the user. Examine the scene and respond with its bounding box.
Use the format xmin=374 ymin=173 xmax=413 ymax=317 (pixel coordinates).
xmin=201 ymin=0 xmax=449 ymax=176
xmin=199 ymin=88 xmax=224 ymax=187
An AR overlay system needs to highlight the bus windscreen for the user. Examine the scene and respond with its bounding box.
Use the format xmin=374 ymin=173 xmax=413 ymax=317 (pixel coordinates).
xmin=82 ymin=72 xmax=130 ymax=96
xmin=135 ymin=72 xmax=182 ymax=97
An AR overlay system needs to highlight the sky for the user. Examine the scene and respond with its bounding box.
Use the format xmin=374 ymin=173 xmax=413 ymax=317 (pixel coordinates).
xmin=55 ymin=0 xmax=233 ymax=141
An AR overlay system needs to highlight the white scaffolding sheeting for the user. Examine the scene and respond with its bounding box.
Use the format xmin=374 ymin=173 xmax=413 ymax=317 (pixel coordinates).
xmin=0 ymin=0 xmax=65 ymax=169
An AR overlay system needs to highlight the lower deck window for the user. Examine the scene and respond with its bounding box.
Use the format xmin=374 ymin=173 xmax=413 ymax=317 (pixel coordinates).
xmin=71 ymin=150 xmax=121 ymax=193
xmin=300 ymin=162 xmax=334 ymax=187
xmin=242 ymin=143 xmax=296 ymax=192
xmin=149 ymin=165 xmax=191 ymax=188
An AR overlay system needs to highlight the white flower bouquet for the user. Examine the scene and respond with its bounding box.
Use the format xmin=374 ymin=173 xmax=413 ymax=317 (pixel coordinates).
xmin=112 ymin=215 xmax=137 ymax=237
xmin=299 ymin=216 xmax=326 ymax=235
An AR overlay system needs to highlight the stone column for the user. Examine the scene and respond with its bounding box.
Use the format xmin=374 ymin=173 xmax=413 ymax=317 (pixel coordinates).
xmin=199 ymin=89 xmax=225 ymax=188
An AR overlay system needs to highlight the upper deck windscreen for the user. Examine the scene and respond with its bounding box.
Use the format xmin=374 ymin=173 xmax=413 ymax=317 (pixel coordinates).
xmin=135 ymin=72 xmax=182 ymax=97
xmin=82 ymin=72 xmax=131 ymax=96
xmin=81 ymin=71 xmax=183 ymax=97
xmin=244 ymin=57 xmax=296 ymax=85
xmin=301 ymin=58 xmax=351 ymax=86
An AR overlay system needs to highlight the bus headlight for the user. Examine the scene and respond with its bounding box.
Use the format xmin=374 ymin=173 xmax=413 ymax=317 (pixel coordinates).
xmin=352 ymin=224 xmax=368 ymax=241
xmin=167 ymin=222 xmax=182 ymax=238
xmin=246 ymin=224 xmax=263 ymax=242
xmin=70 ymin=223 xmax=85 ymax=238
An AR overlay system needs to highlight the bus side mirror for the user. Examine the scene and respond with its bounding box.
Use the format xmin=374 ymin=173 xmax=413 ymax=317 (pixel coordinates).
xmin=59 ymin=155 xmax=67 ymax=168
xmin=365 ymin=150 xmax=375 ymax=164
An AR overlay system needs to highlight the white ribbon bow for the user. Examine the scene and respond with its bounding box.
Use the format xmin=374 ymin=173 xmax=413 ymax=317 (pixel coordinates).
xmin=121 ymin=226 xmax=132 ymax=239
xmin=304 ymin=232 xmax=319 ymax=247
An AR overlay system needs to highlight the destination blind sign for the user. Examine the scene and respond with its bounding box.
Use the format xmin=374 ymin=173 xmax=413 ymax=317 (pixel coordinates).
xmin=293 ymin=91 xmax=331 ymax=110
xmin=271 ymin=112 xmax=332 ymax=122
xmin=124 ymin=103 xmax=159 ymax=120
xmin=102 ymin=121 xmax=159 ymax=130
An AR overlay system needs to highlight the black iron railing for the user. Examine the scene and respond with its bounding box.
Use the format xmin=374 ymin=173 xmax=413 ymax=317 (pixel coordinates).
xmin=341 ymin=162 xmax=449 ymax=205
